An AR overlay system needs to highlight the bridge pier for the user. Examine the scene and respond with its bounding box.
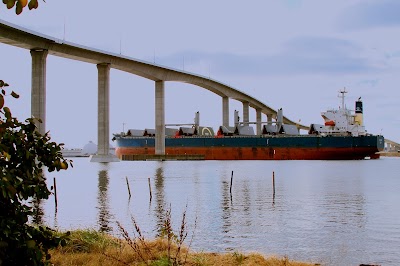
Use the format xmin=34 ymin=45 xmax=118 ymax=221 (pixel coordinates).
xmin=155 ymin=80 xmax=165 ymax=155
xmin=242 ymin=101 xmax=249 ymax=124
xmin=91 ymin=63 xmax=119 ymax=162
xmin=222 ymin=96 xmax=229 ymax=127
xmin=31 ymin=49 xmax=48 ymax=135
xmin=256 ymin=108 xmax=262 ymax=135
xmin=267 ymin=114 xmax=273 ymax=124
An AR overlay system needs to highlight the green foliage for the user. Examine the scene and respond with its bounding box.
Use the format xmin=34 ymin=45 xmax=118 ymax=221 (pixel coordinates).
xmin=58 ymin=229 xmax=117 ymax=254
xmin=0 ymin=80 xmax=72 ymax=265
xmin=151 ymin=256 xmax=173 ymax=266
xmin=2 ymin=0 xmax=40 ymax=15
xmin=232 ymin=251 xmax=246 ymax=264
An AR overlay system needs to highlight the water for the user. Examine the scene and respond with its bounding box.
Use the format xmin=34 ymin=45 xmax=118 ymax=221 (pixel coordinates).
xmin=41 ymin=158 xmax=400 ymax=265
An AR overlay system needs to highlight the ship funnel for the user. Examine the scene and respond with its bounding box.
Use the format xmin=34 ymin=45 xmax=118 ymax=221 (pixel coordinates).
xmin=234 ymin=110 xmax=240 ymax=127
xmin=277 ymin=108 xmax=283 ymax=127
xmin=354 ymin=98 xmax=363 ymax=126
xmin=194 ymin=111 xmax=200 ymax=128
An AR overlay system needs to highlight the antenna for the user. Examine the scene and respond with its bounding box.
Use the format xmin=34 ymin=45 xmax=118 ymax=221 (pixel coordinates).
xmin=63 ymin=17 xmax=66 ymax=41
xmin=338 ymin=87 xmax=348 ymax=109
xmin=119 ymin=35 xmax=122 ymax=55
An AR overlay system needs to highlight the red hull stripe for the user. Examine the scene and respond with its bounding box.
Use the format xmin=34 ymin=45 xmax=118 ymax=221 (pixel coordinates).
xmin=115 ymin=147 xmax=380 ymax=160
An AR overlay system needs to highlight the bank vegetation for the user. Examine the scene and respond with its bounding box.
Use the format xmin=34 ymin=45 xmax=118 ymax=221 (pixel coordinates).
xmin=49 ymin=229 xmax=318 ymax=266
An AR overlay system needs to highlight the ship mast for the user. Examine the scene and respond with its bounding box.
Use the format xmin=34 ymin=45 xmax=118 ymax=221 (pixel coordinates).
xmin=339 ymin=88 xmax=347 ymax=110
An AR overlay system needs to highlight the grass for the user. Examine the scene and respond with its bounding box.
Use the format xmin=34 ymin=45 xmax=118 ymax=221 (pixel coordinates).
xmin=50 ymin=207 xmax=319 ymax=265
xmin=49 ymin=229 xmax=319 ymax=266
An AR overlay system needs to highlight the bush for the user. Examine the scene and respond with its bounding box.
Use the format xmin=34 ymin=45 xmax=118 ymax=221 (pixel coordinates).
xmin=0 ymin=80 xmax=71 ymax=265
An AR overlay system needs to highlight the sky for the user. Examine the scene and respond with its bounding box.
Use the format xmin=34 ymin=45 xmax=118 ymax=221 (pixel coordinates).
xmin=1 ymin=0 xmax=400 ymax=147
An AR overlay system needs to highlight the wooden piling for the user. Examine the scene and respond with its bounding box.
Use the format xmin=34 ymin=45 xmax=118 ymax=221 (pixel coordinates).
xmin=148 ymin=177 xmax=152 ymax=201
xmin=53 ymin=177 xmax=58 ymax=209
xmin=230 ymin=171 xmax=233 ymax=195
xmin=272 ymin=171 xmax=275 ymax=196
xmin=125 ymin=176 xmax=131 ymax=198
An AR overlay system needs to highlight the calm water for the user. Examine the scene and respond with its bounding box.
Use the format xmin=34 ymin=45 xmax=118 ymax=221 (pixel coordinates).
xmin=40 ymin=158 xmax=400 ymax=265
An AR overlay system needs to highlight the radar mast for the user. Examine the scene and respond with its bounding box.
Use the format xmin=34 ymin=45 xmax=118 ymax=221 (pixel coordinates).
xmin=338 ymin=88 xmax=348 ymax=110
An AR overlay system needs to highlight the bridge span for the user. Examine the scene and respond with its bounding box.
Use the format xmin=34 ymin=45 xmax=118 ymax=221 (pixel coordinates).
xmin=0 ymin=19 xmax=308 ymax=162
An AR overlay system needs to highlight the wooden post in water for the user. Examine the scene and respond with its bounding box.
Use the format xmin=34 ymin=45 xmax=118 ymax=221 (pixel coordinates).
xmin=125 ymin=176 xmax=131 ymax=199
xmin=53 ymin=177 xmax=58 ymax=210
xmin=272 ymin=171 xmax=275 ymax=196
xmin=148 ymin=177 xmax=152 ymax=201
xmin=230 ymin=171 xmax=234 ymax=195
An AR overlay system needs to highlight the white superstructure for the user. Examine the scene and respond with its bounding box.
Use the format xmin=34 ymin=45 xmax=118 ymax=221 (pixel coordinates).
xmin=309 ymin=89 xmax=367 ymax=136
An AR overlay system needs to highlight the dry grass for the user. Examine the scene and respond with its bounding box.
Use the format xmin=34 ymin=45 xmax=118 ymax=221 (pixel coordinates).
xmin=49 ymin=230 xmax=318 ymax=266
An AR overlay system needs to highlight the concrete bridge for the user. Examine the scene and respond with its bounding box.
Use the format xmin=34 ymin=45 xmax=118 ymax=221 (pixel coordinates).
xmin=0 ymin=19 xmax=307 ymax=162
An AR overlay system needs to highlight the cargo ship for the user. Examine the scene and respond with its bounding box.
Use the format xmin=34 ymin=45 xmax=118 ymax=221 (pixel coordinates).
xmin=113 ymin=90 xmax=384 ymax=160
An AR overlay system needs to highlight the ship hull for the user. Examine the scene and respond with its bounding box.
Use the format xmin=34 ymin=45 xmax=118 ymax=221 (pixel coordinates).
xmin=114 ymin=135 xmax=384 ymax=160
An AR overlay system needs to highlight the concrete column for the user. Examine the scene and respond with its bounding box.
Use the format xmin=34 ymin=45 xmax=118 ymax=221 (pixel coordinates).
xmin=256 ymin=108 xmax=262 ymax=135
xmin=222 ymin=96 xmax=229 ymax=127
xmin=155 ymin=80 xmax=165 ymax=155
xmin=91 ymin=63 xmax=119 ymax=162
xmin=242 ymin=101 xmax=249 ymax=124
xmin=31 ymin=49 xmax=48 ymax=135
xmin=267 ymin=114 xmax=273 ymax=124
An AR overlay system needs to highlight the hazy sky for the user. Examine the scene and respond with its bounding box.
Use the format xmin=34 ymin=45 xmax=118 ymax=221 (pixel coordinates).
xmin=1 ymin=0 xmax=399 ymax=147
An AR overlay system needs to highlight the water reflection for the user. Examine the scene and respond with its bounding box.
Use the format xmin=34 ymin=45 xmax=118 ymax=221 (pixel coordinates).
xmin=31 ymin=197 xmax=44 ymax=225
xmin=321 ymin=193 xmax=366 ymax=229
xmin=153 ymin=164 xmax=166 ymax=235
xmin=220 ymin=173 xmax=232 ymax=235
xmin=240 ymin=180 xmax=252 ymax=227
xmin=53 ymin=206 xmax=58 ymax=229
xmin=32 ymin=173 xmax=45 ymax=225
xmin=97 ymin=168 xmax=112 ymax=232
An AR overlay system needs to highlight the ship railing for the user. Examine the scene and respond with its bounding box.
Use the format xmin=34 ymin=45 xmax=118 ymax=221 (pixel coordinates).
xmin=117 ymin=133 xmax=360 ymax=139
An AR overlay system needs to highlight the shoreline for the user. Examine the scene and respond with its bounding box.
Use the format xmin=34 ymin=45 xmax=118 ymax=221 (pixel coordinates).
xmin=49 ymin=229 xmax=319 ymax=266
xmin=379 ymin=152 xmax=400 ymax=157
